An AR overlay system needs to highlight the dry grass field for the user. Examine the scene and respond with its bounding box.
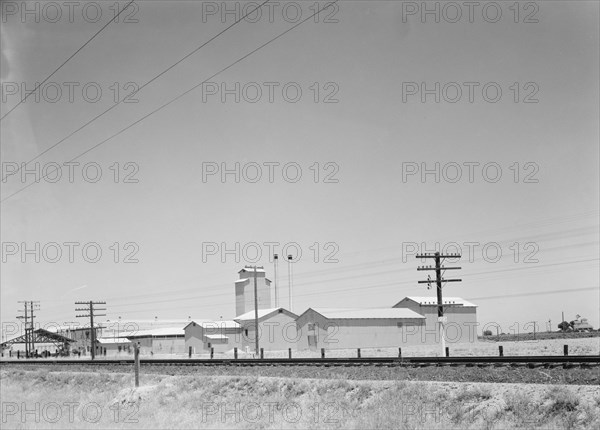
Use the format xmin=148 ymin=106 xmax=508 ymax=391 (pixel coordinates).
xmin=1 ymin=368 xmax=599 ymax=429
xmin=2 ymin=337 xmax=598 ymax=429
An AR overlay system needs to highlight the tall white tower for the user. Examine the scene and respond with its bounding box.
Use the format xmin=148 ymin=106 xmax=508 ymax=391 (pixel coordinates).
xmin=235 ymin=266 xmax=272 ymax=317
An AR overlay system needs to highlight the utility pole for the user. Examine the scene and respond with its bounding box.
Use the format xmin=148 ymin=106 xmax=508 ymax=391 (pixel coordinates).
xmin=75 ymin=301 xmax=106 ymax=360
xmin=416 ymin=252 xmax=462 ymax=356
xmin=29 ymin=301 xmax=38 ymax=355
xmin=253 ymin=266 xmax=259 ymax=355
xmin=17 ymin=301 xmax=39 ymax=358
xmin=273 ymin=254 xmax=279 ymax=308
xmin=287 ymin=254 xmax=293 ymax=312
xmin=16 ymin=302 xmax=29 ymax=358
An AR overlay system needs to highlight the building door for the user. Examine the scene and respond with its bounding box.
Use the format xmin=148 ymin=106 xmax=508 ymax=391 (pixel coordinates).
xmin=308 ymin=335 xmax=317 ymax=351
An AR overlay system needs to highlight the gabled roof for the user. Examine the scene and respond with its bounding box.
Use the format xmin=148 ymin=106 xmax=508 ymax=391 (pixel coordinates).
xmin=238 ymin=267 xmax=265 ymax=273
xmin=305 ymin=308 xmax=425 ymax=320
xmin=126 ymin=327 xmax=184 ymax=338
xmin=395 ymin=297 xmax=477 ymax=308
xmin=235 ymin=307 xmax=298 ymax=322
xmin=97 ymin=338 xmax=131 ymax=344
xmin=1 ymin=328 xmax=75 ymax=347
xmin=184 ymin=320 xmax=240 ymax=330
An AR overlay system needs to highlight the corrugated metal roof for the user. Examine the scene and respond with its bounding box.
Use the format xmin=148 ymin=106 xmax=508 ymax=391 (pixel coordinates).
xmin=238 ymin=267 xmax=265 ymax=273
xmin=97 ymin=338 xmax=131 ymax=344
xmin=126 ymin=327 xmax=184 ymax=337
xmin=402 ymin=297 xmax=477 ymax=307
xmin=311 ymin=308 xmax=425 ymax=320
xmin=235 ymin=307 xmax=296 ymax=321
xmin=198 ymin=320 xmax=240 ymax=329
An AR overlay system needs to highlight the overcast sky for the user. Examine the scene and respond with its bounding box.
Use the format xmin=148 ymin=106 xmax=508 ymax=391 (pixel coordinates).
xmin=1 ymin=1 xmax=598 ymax=336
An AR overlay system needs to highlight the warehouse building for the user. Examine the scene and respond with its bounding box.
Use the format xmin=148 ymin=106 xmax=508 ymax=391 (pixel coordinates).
xmin=184 ymin=320 xmax=240 ymax=353
xmin=183 ymin=268 xmax=479 ymax=354
xmin=393 ymin=297 xmax=478 ymax=344
xmin=125 ymin=327 xmax=186 ymax=355
xmin=295 ymin=308 xmax=427 ymax=350
xmin=235 ymin=307 xmax=299 ymax=352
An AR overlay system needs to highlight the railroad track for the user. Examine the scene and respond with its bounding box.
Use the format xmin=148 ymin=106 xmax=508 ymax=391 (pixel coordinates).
xmin=1 ymin=355 xmax=599 ymax=368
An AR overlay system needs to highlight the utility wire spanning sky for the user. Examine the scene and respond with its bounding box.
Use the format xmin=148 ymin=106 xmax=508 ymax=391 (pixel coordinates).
xmin=1 ymin=1 xmax=598 ymax=333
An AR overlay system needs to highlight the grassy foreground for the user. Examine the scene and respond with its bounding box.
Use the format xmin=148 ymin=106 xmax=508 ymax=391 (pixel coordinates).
xmin=1 ymin=369 xmax=599 ymax=429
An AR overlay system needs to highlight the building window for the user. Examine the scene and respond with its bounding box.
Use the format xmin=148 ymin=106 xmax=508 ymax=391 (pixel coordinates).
xmin=308 ymin=323 xmax=315 ymax=331
xmin=244 ymin=329 xmax=248 ymax=336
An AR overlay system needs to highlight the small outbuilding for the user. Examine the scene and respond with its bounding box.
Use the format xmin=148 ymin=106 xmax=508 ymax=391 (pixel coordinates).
xmin=184 ymin=320 xmax=241 ymax=354
xmin=393 ymin=297 xmax=478 ymax=344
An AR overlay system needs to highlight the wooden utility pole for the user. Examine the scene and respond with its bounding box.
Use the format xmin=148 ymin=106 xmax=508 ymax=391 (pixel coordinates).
xmin=75 ymin=301 xmax=106 ymax=360
xmin=253 ymin=266 xmax=260 ymax=355
xmin=417 ymin=252 xmax=462 ymax=356
xmin=287 ymin=255 xmax=293 ymax=312
xmin=17 ymin=301 xmax=39 ymax=358
xmin=134 ymin=342 xmax=140 ymax=387
xmin=273 ymin=254 xmax=279 ymax=307
xmin=16 ymin=302 xmax=29 ymax=358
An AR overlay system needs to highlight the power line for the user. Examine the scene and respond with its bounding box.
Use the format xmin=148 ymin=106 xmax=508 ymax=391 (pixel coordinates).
xmin=1 ymin=0 xmax=339 ymax=202
xmin=25 ymin=221 xmax=600 ymax=311
xmin=1 ymin=0 xmax=272 ymax=182
xmin=467 ymin=287 xmax=599 ymax=302
xmin=77 ymin=257 xmax=599 ymax=315
xmin=0 ymin=1 xmax=137 ymax=122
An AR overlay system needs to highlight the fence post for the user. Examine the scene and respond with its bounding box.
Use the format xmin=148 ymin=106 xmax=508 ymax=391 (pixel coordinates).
xmin=134 ymin=342 xmax=140 ymax=388
xmin=398 ymin=348 xmax=401 ymax=358
xmin=17 ymin=350 xmax=20 ymax=359
xmin=357 ymin=348 xmax=361 ymax=358
xmin=498 ymin=346 xmax=503 ymax=357
xmin=210 ymin=347 xmax=214 ymax=359
xmin=445 ymin=347 xmax=449 ymax=357
xmin=234 ymin=347 xmax=238 ymax=359
xmin=260 ymin=348 xmax=264 ymax=359
xmin=288 ymin=348 xmax=292 ymax=359
xmin=321 ymin=348 xmax=325 ymax=359
xmin=188 ymin=346 xmax=192 ymax=358
xmin=564 ymin=345 xmax=568 ymax=356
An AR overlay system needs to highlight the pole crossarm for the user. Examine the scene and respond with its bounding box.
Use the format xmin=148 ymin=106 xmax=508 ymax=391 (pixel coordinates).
xmin=418 ymin=279 xmax=462 ymax=283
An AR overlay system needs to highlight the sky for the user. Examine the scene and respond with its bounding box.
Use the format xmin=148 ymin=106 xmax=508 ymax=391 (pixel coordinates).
xmin=1 ymin=0 xmax=598 ymax=338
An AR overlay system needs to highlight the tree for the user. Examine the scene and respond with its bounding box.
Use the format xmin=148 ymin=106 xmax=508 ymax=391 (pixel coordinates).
xmin=558 ymin=321 xmax=572 ymax=331
xmin=483 ymin=330 xmax=493 ymax=336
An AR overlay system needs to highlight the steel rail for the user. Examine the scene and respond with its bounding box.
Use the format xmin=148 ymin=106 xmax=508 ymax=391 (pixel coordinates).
xmin=1 ymin=355 xmax=598 ymax=366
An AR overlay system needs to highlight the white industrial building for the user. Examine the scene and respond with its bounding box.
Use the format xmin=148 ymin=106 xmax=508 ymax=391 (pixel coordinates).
xmin=393 ymin=297 xmax=478 ymax=344
xmin=235 ymin=266 xmax=272 ymax=317
xmin=184 ymin=320 xmax=241 ymax=354
xmin=183 ymin=266 xmax=479 ymax=353
xmin=295 ymin=308 xmax=427 ymax=350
